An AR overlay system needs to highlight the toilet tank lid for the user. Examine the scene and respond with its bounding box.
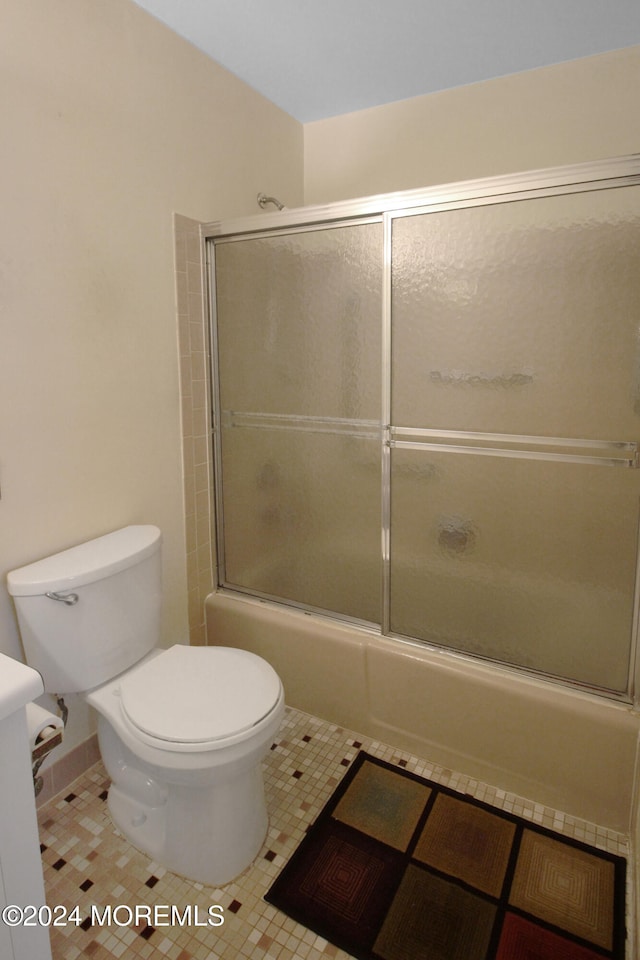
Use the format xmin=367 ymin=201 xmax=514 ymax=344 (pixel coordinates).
xmin=7 ymin=525 xmax=161 ymax=596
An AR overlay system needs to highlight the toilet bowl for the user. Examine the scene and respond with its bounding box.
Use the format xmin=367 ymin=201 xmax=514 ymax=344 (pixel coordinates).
xmin=7 ymin=526 xmax=285 ymax=886
xmin=87 ymin=645 xmax=285 ymax=885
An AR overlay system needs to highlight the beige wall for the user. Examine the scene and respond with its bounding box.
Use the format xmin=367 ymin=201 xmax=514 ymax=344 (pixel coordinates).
xmin=304 ymin=45 xmax=640 ymax=204
xmin=0 ymin=0 xmax=303 ymax=755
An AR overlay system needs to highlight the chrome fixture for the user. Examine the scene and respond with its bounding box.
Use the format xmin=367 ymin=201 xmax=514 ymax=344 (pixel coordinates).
xmin=257 ymin=192 xmax=285 ymax=211
xmin=45 ymin=591 xmax=79 ymax=605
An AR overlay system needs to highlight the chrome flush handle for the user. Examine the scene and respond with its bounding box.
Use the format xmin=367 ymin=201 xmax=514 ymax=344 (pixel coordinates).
xmin=45 ymin=591 xmax=79 ymax=606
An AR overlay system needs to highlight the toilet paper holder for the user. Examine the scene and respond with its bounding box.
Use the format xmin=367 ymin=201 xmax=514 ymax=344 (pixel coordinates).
xmin=32 ymin=727 xmax=63 ymax=796
xmin=26 ymin=701 xmax=65 ymax=796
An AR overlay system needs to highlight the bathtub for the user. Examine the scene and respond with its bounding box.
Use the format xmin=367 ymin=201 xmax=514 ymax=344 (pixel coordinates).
xmin=206 ymin=589 xmax=640 ymax=835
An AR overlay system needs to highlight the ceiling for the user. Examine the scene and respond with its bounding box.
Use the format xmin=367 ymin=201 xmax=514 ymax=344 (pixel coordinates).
xmin=132 ymin=0 xmax=640 ymax=123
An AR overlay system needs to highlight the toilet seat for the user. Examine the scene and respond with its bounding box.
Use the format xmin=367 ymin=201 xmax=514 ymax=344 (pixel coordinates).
xmin=119 ymin=645 xmax=282 ymax=747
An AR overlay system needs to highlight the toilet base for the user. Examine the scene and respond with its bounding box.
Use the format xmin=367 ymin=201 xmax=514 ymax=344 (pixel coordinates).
xmin=108 ymin=784 xmax=166 ymax=863
xmin=107 ymin=777 xmax=268 ymax=886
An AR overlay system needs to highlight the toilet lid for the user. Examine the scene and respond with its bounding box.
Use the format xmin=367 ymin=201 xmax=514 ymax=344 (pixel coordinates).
xmin=119 ymin=645 xmax=281 ymax=744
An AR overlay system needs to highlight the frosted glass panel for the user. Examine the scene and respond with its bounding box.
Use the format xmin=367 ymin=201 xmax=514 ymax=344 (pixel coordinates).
xmin=220 ymin=426 xmax=381 ymax=622
xmin=392 ymin=186 xmax=640 ymax=438
xmin=215 ymin=223 xmax=382 ymax=420
xmin=214 ymin=221 xmax=383 ymax=623
xmin=389 ymin=448 xmax=638 ymax=692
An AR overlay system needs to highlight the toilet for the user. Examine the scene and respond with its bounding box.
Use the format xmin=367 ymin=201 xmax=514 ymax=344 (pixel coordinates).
xmin=7 ymin=525 xmax=285 ymax=886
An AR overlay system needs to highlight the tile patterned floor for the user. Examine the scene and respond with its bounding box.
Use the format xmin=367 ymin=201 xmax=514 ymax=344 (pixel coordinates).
xmin=38 ymin=707 xmax=630 ymax=960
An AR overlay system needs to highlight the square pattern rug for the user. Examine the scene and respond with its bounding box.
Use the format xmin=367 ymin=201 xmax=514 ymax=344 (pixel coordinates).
xmin=265 ymin=753 xmax=626 ymax=960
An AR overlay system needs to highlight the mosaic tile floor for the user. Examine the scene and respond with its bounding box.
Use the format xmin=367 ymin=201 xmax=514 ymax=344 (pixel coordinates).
xmin=38 ymin=707 xmax=630 ymax=960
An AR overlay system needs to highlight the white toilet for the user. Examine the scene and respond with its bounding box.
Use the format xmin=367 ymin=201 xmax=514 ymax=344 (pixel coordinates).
xmin=7 ymin=525 xmax=285 ymax=886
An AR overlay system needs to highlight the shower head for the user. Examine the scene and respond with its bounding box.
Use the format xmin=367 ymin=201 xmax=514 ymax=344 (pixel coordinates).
xmin=257 ymin=192 xmax=286 ymax=211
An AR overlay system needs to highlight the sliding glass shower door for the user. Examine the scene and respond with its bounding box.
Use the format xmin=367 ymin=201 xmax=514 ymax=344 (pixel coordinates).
xmin=388 ymin=187 xmax=640 ymax=692
xmin=213 ymin=221 xmax=383 ymax=623
xmin=209 ymin=159 xmax=640 ymax=698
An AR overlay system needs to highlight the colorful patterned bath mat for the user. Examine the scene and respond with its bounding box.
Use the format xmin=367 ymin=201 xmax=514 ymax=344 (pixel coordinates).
xmin=265 ymin=752 xmax=626 ymax=960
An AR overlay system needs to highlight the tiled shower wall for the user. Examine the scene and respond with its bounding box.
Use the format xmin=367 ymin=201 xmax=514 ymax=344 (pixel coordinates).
xmin=174 ymin=214 xmax=214 ymax=646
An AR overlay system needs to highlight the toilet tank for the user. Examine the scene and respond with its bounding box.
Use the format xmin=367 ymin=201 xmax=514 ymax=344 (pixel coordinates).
xmin=7 ymin=526 xmax=162 ymax=694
